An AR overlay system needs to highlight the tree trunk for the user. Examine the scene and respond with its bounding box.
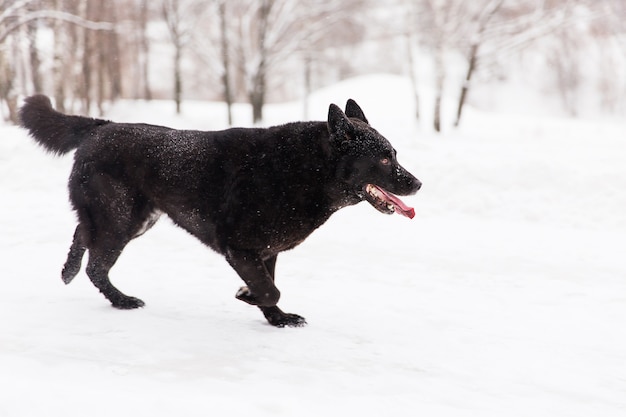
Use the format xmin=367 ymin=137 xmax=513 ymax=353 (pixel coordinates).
xmin=0 ymin=49 xmax=17 ymax=123
xmin=406 ymin=31 xmax=420 ymax=121
xmin=27 ymin=15 xmax=42 ymax=93
xmin=52 ymin=0 xmax=66 ymax=113
xmin=139 ymin=0 xmax=152 ymax=100
xmin=454 ymin=42 xmax=479 ymax=127
xmin=80 ymin=0 xmax=93 ymax=113
xmin=303 ymin=54 xmax=311 ymax=119
xmin=6 ymin=94 xmax=18 ymax=124
xmin=250 ymin=0 xmax=271 ymax=124
xmin=107 ymin=7 xmax=121 ymax=102
xmin=218 ymin=1 xmax=232 ymax=125
xmin=174 ymin=41 xmax=182 ymax=114
xmin=433 ymin=47 xmax=444 ymax=132
xmin=163 ymin=0 xmax=183 ymax=114
xmin=95 ymin=0 xmax=105 ymax=114
xmin=250 ymin=72 xmax=265 ymax=124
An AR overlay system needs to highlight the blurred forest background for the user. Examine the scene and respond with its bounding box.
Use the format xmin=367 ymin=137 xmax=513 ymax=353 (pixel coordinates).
xmin=1 ymin=0 xmax=625 ymax=129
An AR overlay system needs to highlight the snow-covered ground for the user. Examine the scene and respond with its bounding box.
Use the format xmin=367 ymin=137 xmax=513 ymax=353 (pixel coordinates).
xmin=1 ymin=75 xmax=625 ymax=416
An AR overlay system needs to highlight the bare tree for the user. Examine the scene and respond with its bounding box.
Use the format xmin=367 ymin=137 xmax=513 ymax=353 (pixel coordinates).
xmin=416 ymin=0 xmax=466 ymax=132
xmin=229 ymin=0 xmax=273 ymax=123
xmin=227 ymin=0 xmax=365 ymax=123
xmin=405 ymin=0 xmax=618 ymax=130
xmin=405 ymin=25 xmax=421 ymax=122
xmin=453 ymin=0 xmax=504 ymax=127
xmin=162 ymin=0 xmax=204 ymax=114
xmin=3 ymin=0 xmax=624 ymax=125
xmin=249 ymin=0 xmax=270 ymax=123
xmin=0 ymin=0 xmax=120 ymax=120
xmin=0 ymin=0 xmax=39 ymax=121
xmin=0 ymin=35 xmax=18 ymax=122
xmin=476 ymin=0 xmax=611 ymax=119
xmin=548 ymin=23 xmax=583 ymax=116
xmin=418 ymin=0 xmax=508 ymax=131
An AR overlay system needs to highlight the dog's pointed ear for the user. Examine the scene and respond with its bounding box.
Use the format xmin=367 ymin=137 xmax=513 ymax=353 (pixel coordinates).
xmin=345 ymin=99 xmax=369 ymax=124
xmin=328 ymin=103 xmax=354 ymax=141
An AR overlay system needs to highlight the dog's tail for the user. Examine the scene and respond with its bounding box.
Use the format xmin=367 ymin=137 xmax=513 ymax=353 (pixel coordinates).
xmin=19 ymin=95 xmax=111 ymax=155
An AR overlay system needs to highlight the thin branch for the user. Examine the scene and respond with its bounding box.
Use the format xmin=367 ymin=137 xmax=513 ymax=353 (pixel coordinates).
xmin=0 ymin=0 xmax=36 ymax=23
xmin=479 ymin=8 xmax=608 ymax=60
xmin=0 ymin=9 xmax=115 ymax=44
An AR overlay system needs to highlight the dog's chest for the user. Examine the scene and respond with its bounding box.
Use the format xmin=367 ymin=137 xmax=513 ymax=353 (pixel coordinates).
xmin=223 ymin=195 xmax=333 ymax=255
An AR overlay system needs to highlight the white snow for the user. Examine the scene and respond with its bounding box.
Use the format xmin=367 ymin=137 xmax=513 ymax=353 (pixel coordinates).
xmin=1 ymin=75 xmax=625 ymax=416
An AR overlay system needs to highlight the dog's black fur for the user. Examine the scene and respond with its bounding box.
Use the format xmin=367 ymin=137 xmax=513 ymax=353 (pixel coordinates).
xmin=19 ymin=95 xmax=421 ymax=327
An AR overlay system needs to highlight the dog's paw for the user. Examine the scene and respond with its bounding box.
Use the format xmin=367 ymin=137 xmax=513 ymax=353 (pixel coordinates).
xmin=111 ymin=296 xmax=145 ymax=310
xmin=271 ymin=313 xmax=307 ymax=328
xmin=61 ymin=266 xmax=80 ymax=284
xmin=235 ymin=286 xmax=258 ymax=305
xmin=260 ymin=306 xmax=307 ymax=328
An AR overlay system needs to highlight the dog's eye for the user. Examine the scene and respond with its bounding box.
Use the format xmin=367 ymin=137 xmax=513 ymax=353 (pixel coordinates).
xmin=381 ymin=158 xmax=390 ymax=165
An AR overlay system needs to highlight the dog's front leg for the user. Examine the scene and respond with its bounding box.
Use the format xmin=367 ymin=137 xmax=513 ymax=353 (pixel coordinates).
xmin=226 ymin=250 xmax=306 ymax=327
xmin=226 ymin=249 xmax=280 ymax=307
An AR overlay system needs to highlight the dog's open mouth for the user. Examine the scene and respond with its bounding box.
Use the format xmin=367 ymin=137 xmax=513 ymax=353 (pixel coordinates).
xmin=364 ymin=184 xmax=415 ymax=219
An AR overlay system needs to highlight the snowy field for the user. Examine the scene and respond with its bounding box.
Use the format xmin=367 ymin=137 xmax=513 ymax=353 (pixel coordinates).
xmin=1 ymin=75 xmax=625 ymax=416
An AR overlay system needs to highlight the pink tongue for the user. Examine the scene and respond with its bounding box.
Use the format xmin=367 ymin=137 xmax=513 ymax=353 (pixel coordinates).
xmin=376 ymin=186 xmax=415 ymax=219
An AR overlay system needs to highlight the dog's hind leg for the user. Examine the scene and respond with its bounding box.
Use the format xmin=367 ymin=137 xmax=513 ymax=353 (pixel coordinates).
xmin=72 ymin=176 xmax=152 ymax=309
xmin=61 ymin=225 xmax=87 ymax=284
xmin=85 ymin=241 xmax=145 ymax=309
xmin=81 ymin=205 xmax=151 ymax=309
xmin=231 ymin=253 xmax=306 ymax=327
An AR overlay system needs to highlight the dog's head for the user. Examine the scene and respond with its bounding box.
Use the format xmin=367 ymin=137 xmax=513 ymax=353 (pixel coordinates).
xmin=327 ymin=99 xmax=421 ymax=219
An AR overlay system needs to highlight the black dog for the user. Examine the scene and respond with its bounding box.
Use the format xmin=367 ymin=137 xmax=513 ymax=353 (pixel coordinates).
xmin=19 ymin=96 xmax=421 ymax=327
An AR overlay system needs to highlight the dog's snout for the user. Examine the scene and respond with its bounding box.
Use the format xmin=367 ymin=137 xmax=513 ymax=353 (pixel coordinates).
xmin=396 ymin=164 xmax=421 ymax=194
xmin=413 ymin=178 xmax=422 ymax=192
